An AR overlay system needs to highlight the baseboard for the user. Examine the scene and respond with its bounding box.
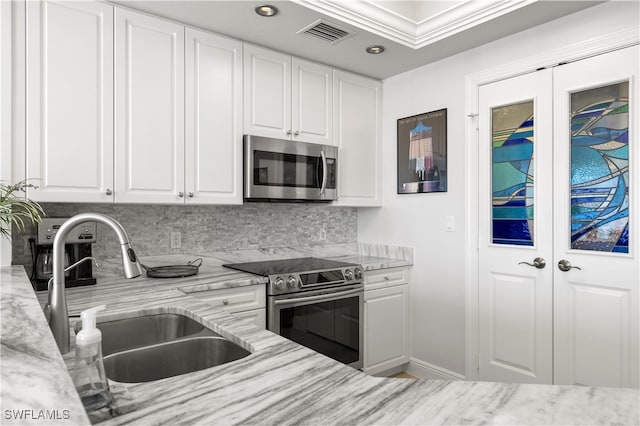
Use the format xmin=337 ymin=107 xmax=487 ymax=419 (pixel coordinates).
xmin=406 ymin=357 xmax=466 ymax=381
xmin=366 ymin=364 xmax=406 ymax=377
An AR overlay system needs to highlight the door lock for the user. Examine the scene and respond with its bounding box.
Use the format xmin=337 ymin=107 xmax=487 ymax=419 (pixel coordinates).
xmin=518 ymin=257 xmax=546 ymax=269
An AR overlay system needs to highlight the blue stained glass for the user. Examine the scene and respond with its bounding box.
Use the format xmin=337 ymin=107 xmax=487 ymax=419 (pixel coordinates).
xmin=492 ymin=101 xmax=534 ymax=246
xmin=570 ymin=82 xmax=629 ymax=253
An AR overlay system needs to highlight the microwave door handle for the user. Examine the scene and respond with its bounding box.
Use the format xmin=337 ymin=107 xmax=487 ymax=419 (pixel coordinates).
xmin=273 ymin=287 xmax=362 ymax=306
xmin=320 ymin=150 xmax=327 ymax=195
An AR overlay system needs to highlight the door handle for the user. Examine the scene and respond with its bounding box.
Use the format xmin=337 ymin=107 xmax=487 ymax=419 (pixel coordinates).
xmin=518 ymin=257 xmax=546 ymax=269
xmin=558 ymin=259 xmax=581 ymax=272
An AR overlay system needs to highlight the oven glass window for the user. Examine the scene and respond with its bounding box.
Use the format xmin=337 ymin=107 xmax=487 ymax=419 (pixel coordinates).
xmin=253 ymin=151 xmax=336 ymax=189
xmin=279 ymin=296 xmax=359 ymax=365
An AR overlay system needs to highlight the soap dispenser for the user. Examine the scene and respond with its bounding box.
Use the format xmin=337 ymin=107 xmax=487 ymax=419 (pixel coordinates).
xmin=72 ymin=305 xmax=112 ymax=411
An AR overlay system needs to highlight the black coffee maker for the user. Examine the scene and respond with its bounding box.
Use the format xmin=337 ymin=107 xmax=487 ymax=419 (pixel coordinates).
xmin=31 ymin=218 xmax=97 ymax=291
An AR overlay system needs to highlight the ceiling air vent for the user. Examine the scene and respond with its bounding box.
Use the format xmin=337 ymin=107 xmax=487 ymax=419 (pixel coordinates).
xmin=297 ymin=19 xmax=353 ymax=45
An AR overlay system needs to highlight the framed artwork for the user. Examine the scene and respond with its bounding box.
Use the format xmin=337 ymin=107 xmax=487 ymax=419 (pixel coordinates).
xmin=397 ymin=109 xmax=447 ymax=194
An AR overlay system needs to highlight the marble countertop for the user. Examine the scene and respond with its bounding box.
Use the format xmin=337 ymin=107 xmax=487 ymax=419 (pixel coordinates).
xmin=2 ymin=245 xmax=639 ymax=425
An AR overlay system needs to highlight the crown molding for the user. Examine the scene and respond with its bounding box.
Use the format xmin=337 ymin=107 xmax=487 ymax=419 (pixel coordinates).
xmin=291 ymin=0 xmax=538 ymax=49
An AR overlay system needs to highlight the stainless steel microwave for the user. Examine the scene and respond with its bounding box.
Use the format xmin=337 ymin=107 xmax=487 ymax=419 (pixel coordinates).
xmin=244 ymin=135 xmax=337 ymax=202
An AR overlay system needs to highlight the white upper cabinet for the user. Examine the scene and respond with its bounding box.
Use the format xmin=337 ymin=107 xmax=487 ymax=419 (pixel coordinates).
xmin=185 ymin=28 xmax=243 ymax=204
xmin=332 ymin=70 xmax=382 ymax=207
xmin=291 ymin=58 xmax=333 ymax=145
xmin=26 ymin=1 xmax=114 ymax=202
xmin=114 ymin=8 xmax=185 ymax=204
xmin=243 ymin=45 xmax=290 ymax=140
xmin=244 ymin=44 xmax=332 ymax=144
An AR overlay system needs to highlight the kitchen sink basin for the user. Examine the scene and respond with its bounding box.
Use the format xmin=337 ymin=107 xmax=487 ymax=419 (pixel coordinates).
xmin=76 ymin=312 xmax=217 ymax=356
xmin=74 ymin=312 xmax=251 ymax=382
xmin=104 ymin=336 xmax=251 ymax=383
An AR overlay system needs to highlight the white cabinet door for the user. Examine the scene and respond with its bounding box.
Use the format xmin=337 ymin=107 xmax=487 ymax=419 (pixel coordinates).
xmin=115 ymin=8 xmax=184 ymax=204
xmin=364 ymin=283 xmax=410 ymax=375
xmin=244 ymin=45 xmax=333 ymax=145
xmin=27 ymin=1 xmax=114 ymax=202
xmin=333 ymin=70 xmax=382 ymax=207
xmin=185 ymin=28 xmax=242 ymax=205
xmin=291 ymin=58 xmax=332 ymax=145
xmin=243 ymin=45 xmax=291 ymax=139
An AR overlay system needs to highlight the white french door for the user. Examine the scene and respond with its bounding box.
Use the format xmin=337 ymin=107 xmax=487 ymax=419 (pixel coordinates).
xmin=478 ymin=46 xmax=639 ymax=387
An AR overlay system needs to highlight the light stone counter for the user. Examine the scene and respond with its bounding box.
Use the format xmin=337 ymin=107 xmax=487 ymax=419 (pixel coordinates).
xmin=3 ymin=246 xmax=639 ymax=426
xmin=1 ymin=266 xmax=90 ymax=425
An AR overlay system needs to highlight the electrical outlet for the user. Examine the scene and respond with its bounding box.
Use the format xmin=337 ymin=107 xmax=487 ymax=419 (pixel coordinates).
xmin=170 ymin=231 xmax=182 ymax=249
xmin=319 ymin=222 xmax=327 ymax=241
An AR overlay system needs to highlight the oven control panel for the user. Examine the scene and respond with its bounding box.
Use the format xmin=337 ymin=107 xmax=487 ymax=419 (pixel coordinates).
xmin=267 ymin=265 xmax=363 ymax=295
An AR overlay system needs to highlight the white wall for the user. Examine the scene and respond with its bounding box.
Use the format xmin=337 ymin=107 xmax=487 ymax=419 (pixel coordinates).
xmin=1 ymin=1 xmax=12 ymax=267
xmin=358 ymin=1 xmax=640 ymax=377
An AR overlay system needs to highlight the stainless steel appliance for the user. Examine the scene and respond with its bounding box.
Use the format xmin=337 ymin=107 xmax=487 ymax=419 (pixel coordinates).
xmin=244 ymin=135 xmax=338 ymax=202
xmin=32 ymin=218 xmax=97 ymax=291
xmin=224 ymin=257 xmax=363 ymax=369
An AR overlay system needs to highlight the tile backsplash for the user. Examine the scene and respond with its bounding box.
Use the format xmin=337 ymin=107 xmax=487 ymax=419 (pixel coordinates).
xmin=12 ymin=203 xmax=357 ymax=265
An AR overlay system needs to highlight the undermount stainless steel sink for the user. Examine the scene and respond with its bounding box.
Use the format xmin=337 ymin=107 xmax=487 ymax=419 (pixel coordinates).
xmin=104 ymin=336 xmax=251 ymax=383
xmin=74 ymin=313 xmax=250 ymax=383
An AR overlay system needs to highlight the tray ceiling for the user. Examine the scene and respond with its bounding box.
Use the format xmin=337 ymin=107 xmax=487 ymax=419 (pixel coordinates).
xmin=112 ymin=0 xmax=601 ymax=79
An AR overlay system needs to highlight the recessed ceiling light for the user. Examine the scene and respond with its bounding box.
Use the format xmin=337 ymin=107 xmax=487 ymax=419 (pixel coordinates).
xmin=255 ymin=4 xmax=278 ymax=17
xmin=366 ymin=45 xmax=385 ymax=54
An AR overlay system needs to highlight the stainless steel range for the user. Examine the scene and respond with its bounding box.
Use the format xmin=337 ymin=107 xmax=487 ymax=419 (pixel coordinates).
xmin=224 ymin=257 xmax=364 ymax=369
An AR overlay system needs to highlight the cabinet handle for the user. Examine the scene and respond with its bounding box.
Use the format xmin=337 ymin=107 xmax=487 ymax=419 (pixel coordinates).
xmin=222 ymin=300 xmax=229 ymax=306
xmin=384 ymin=276 xmax=389 ymax=281
xmin=188 ymin=192 xmax=194 ymax=198
xmin=105 ymin=188 xmax=113 ymax=196
xmin=294 ymin=130 xmax=299 ymax=136
xmin=178 ymin=192 xmax=184 ymax=198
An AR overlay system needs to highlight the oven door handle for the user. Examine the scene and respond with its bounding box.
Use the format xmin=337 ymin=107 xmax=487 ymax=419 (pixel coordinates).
xmin=274 ymin=287 xmax=362 ymax=305
xmin=319 ymin=150 xmax=327 ymax=196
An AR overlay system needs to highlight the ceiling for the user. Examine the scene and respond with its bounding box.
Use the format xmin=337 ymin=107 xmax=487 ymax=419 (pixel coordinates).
xmin=112 ymin=0 xmax=601 ymax=79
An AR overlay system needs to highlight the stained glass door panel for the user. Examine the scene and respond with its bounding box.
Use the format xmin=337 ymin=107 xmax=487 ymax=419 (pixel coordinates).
xmin=478 ymin=69 xmax=554 ymax=385
xmin=570 ymin=83 xmax=629 ymax=253
xmin=492 ymin=101 xmax=534 ymax=246
xmin=553 ymin=46 xmax=638 ymax=388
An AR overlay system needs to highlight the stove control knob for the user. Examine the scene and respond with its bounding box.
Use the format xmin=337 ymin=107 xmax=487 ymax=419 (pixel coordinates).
xmin=344 ymin=269 xmax=354 ymax=281
xmin=287 ymin=276 xmax=298 ymax=288
xmin=274 ymin=277 xmax=286 ymax=290
xmin=354 ymin=267 xmax=363 ymax=280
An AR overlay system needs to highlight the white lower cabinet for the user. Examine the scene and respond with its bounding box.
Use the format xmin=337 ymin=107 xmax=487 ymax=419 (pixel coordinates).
xmin=186 ymin=284 xmax=266 ymax=329
xmin=364 ymin=268 xmax=410 ymax=375
xmin=229 ymin=307 xmax=266 ymax=329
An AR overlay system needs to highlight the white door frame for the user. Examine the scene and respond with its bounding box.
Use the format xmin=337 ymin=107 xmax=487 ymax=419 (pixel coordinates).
xmin=464 ymin=27 xmax=640 ymax=380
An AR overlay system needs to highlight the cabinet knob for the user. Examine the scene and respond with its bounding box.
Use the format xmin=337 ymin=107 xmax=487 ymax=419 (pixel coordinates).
xmin=105 ymin=188 xmax=113 ymax=196
xmin=286 ymin=130 xmax=292 ymax=136
xmin=178 ymin=192 xmax=184 ymax=198
xmin=222 ymin=300 xmax=229 ymax=306
xmin=294 ymin=130 xmax=299 ymax=136
xmin=384 ymin=276 xmax=389 ymax=281
xmin=188 ymin=192 xmax=194 ymax=198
